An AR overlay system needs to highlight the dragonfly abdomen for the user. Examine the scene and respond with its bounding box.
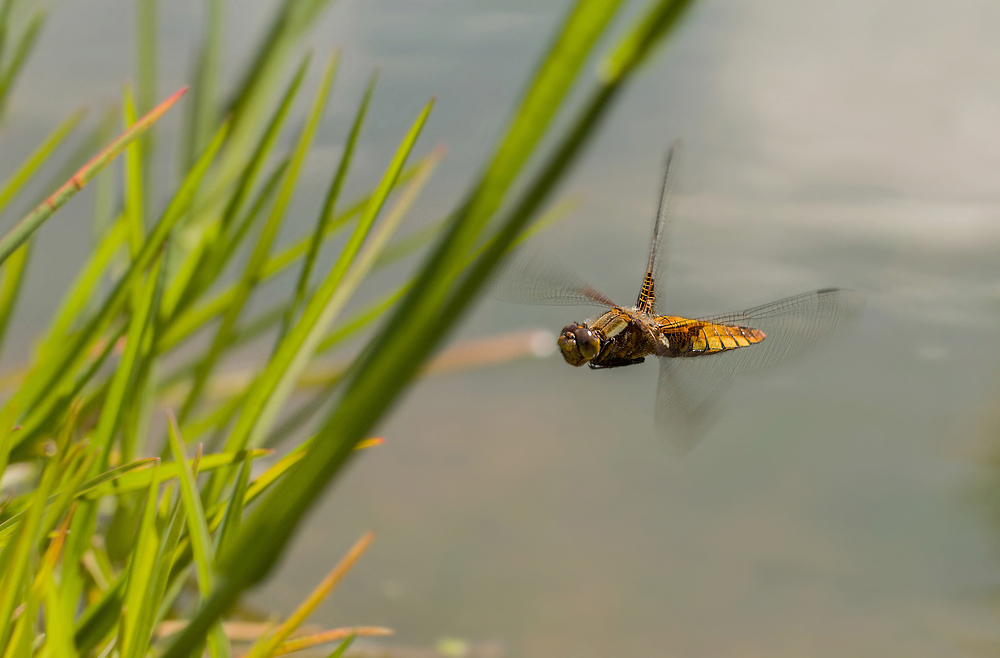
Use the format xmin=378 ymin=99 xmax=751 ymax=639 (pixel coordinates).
xmin=655 ymin=317 xmax=765 ymax=357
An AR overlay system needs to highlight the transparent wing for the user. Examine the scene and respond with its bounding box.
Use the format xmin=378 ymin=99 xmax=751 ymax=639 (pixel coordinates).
xmin=639 ymin=141 xmax=681 ymax=315
xmin=489 ymin=248 xmax=617 ymax=308
xmin=655 ymin=288 xmax=865 ymax=456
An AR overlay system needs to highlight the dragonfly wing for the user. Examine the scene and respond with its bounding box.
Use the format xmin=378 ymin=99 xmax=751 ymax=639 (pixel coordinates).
xmin=638 ymin=142 xmax=681 ymax=315
xmin=489 ymin=248 xmax=616 ymax=308
xmin=696 ymin=288 xmax=866 ymax=370
xmin=656 ymin=354 xmax=744 ymax=456
xmin=654 ymin=288 xmax=865 ymax=455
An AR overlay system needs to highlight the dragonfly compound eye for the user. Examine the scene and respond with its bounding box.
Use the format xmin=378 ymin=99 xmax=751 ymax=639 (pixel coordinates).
xmin=558 ymin=323 xmax=589 ymax=367
xmin=574 ymin=326 xmax=601 ymax=360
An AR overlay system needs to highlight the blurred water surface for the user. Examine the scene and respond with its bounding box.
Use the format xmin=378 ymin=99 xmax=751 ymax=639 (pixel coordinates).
xmin=6 ymin=1 xmax=1000 ymax=656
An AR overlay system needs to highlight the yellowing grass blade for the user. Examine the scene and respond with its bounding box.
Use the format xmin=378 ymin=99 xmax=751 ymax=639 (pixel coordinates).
xmin=246 ymin=531 xmax=375 ymax=658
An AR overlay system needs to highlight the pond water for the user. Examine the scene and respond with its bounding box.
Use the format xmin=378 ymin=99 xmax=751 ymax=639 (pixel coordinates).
xmin=7 ymin=0 xmax=1000 ymax=656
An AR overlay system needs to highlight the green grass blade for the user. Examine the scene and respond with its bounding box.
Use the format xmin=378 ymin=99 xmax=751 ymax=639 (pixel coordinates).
xmin=93 ymin=107 xmax=118 ymax=237
xmin=165 ymin=56 xmax=310 ymax=319
xmin=207 ymin=441 xmax=380 ymax=531
xmin=370 ymin=215 xmax=448 ymax=268
xmin=13 ymin=323 xmax=126 ymax=453
xmin=218 ymin=158 xmax=289 ymax=275
xmin=3 ymin=573 xmax=38 ymax=657
xmin=356 ymin=0 xmax=626 ymax=356
xmin=306 ymin=0 xmax=628 ymax=427
xmin=43 ymin=218 xmax=128 ymax=347
xmin=183 ymin=207 xmax=452 ymax=369
xmin=218 ymin=0 xmax=336 ymax=189
xmin=155 ymin=161 xmax=424 ymax=355
xmin=84 ymin=450 xmax=269 ymax=499
xmin=227 ymin=0 xmax=333 ymax=117
xmin=186 ymin=0 xmax=223 ymax=168
xmin=0 ymin=450 xmax=98 ymax=541
xmin=260 ymin=193 xmax=577 ymax=383
xmin=0 ymin=113 xmax=121 ymax=360
xmin=178 ymin=53 xmax=337 ymax=423
xmin=244 ymin=135 xmax=439 ymax=452
xmin=0 ymin=86 xmax=187 ymax=266
xmin=0 ymin=242 xmax=30 ymax=361
xmin=40 ymin=443 xmax=98 ymax=541
xmin=441 ymin=0 xmax=698 ymax=330
xmin=119 ymin=460 xmax=160 ymax=658
xmin=327 ymin=636 xmax=354 ymax=658
xmin=72 ymin=569 xmax=126 ymax=654
xmin=311 ymin=187 xmax=589 ymax=359
xmin=313 ymin=285 xmax=404 ymax=350
xmin=0 ymin=8 xmax=43 ymax=121
xmin=90 ymin=251 xmax=163 ymax=465
xmin=136 ymin=0 xmax=156 ymax=116
xmin=0 ymin=452 xmax=59 ymax=648
xmin=120 ymin=348 xmax=157 ymax=461
xmin=261 ymin=385 xmax=337 ymax=449
xmin=43 ymin=569 xmax=76 ymax=658
xmin=280 ymin=68 xmax=375 ymax=341
xmin=166 ymin=414 xmax=230 ymax=658
xmin=178 ymin=392 xmax=245 ymax=444
xmin=219 ymin=100 xmax=434 ymax=466
xmin=158 ymin=165 xmax=441 ymax=398
xmin=12 ymin=116 xmax=227 ymax=430
xmin=0 ymin=397 xmax=17 ymax=483
xmin=60 ymin=497 xmax=98 ymax=637
xmin=0 ymin=107 xmax=85 ymax=217
xmin=214 ymin=451 xmax=251 ymax=555
xmin=601 ymin=0 xmax=694 ymax=81
xmin=236 ymin=280 xmax=402 ymax=363
xmin=264 ymin=226 xmax=545 ymax=441
xmin=69 ymin=481 xmax=174 ymax=648
xmin=241 ymin=449 xmax=306 ymax=504
xmin=257 ymin=164 xmax=420 ymax=278
xmin=123 ymin=87 xmax=145 ymax=256
xmin=138 ymin=486 xmax=186 ymax=652
xmin=73 ymin=457 xmax=158 ymax=498
xmin=121 ymin=245 xmax=168 ymax=462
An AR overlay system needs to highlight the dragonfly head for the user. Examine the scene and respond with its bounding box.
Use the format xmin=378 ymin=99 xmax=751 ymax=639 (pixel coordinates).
xmin=558 ymin=322 xmax=601 ymax=366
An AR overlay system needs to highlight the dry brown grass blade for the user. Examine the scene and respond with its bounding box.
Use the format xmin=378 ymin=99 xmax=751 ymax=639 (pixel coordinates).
xmin=244 ymin=530 xmax=377 ymax=658
xmin=272 ymin=626 xmax=394 ymax=656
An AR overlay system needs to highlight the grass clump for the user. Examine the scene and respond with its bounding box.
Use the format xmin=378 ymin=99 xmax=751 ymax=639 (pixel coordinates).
xmin=0 ymin=0 xmax=697 ymax=654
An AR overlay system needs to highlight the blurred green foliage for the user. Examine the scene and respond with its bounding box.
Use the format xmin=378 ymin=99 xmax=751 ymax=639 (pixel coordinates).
xmin=0 ymin=0 xmax=695 ymax=654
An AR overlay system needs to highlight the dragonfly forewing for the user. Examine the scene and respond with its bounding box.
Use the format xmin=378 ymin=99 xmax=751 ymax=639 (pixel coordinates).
xmin=490 ymin=248 xmax=617 ymax=308
xmin=639 ymin=141 xmax=681 ymax=316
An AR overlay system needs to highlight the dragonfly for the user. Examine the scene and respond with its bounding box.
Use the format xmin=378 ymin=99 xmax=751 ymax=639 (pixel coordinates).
xmin=496 ymin=144 xmax=865 ymax=455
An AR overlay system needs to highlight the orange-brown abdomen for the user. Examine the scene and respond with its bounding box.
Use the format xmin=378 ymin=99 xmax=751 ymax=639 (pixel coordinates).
xmin=656 ymin=316 xmax=765 ymax=357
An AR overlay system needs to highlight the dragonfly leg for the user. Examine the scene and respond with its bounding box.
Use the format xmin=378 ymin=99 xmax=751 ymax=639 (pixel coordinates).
xmin=589 ymin=357 xmax=646 ymax=369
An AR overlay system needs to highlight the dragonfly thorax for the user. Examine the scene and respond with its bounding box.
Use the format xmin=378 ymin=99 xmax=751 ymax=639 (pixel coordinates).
xmin=557 ymin=308 xmax=658 ymax=368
